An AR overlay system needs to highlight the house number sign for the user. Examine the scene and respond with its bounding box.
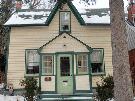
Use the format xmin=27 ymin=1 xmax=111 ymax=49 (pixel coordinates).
xmin=45 ymin=77 xmax=51 ymax=81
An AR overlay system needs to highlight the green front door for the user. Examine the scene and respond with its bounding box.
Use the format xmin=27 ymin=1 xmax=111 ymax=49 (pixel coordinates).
xmin=57 ymin=54 xmax=73 ymax=95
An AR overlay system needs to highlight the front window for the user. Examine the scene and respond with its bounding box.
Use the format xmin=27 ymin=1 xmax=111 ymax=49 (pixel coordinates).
xmin=90 ymin=49 xmax=104 ymax=73
xmin=26 ymin=50 xmax=40 ymax=74
xmin=77 ymin=54 xmax=88 ymax=74
xmin=60 ymin=11 xmax=70 ymax=32
xmin=42 ymin=55 xmax=53 ymax=75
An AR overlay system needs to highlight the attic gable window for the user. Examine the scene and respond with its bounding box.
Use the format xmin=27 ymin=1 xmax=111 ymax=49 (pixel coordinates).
xmin=59 ymin=11 xmax=71 ymax=32
xmin=25 ymin=50 xmax=40 ymax=75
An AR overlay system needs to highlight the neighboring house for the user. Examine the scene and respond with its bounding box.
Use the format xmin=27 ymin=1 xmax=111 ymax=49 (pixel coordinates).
xmin=126 ymin=0 xmax=135 ymax=95
xmin=4 ymin=0 xmax=128 ymax=100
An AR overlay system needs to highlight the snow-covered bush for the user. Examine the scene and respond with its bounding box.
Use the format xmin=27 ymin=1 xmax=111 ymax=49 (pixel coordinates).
xmin=96 ymin=75 xmax=114 ymax=101
xmin=20 ymin=77 xmax=40 ymax=101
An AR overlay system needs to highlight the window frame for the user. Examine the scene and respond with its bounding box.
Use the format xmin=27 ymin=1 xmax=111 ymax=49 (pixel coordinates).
xmin=76 ymin=54 xmax=89 ymax=75
xmin=42 ymin=55 xmax=54 ymax=76
xmin=90 ymin=48 xmax=105 ymax=75
xmin=25 ymin=49 xmax=40 ymax=76
xmin=59 ymin=11 xmax=71 ymax=33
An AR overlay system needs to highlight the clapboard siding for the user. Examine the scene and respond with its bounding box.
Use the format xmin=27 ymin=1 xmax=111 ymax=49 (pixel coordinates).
xmin=7 ymin=7 xmax=112 ymax=88
xmin=71 ymin=12 xmax=113 ymax=86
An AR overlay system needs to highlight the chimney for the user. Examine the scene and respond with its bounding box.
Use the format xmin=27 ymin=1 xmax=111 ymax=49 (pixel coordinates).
xmin=128 ymin=0 xmax=135 ymax=24
xmin=16 ymin=0 xmax=22 ymax=10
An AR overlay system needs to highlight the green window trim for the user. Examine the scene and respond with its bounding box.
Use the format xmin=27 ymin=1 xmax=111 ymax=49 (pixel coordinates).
xmin=91 ymin=48 xmax=105 ymax=74
xmin=42 ymin=55 xmax=54 ymax=76
xmin=25 ymin=49 xmax=40 ymax=76
xmin=59 ymin=11 xmax=71 ymax=33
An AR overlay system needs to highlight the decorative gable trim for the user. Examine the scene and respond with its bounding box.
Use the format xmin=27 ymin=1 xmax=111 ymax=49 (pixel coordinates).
xmin=45 ymin=1 xmax=85 ymax=26
xmin=38 ymin=33 xmax=92 ymax=53
xmin=45 ymin=2 xmax=59 ymax=26
xmin=67 ymin=2 xmax=85 ymax=25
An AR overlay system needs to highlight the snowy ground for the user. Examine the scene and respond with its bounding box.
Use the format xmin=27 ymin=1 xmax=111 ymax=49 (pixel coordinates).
xmin=0 ymin=94 xmax=25 ymax=101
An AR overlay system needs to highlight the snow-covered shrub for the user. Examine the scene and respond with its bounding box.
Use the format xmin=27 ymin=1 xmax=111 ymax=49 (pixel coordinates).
xmin=20 ymin=77 xmax=40 ymax=101
xmin=96 ymin=75 xmax=114 ymax=101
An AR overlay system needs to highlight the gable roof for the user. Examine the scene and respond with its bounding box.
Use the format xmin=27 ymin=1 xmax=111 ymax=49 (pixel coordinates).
xmin=45 ymin=1 xmax=85 ymax=26
xmin=126 ymin=21 xmax=135 ymax=51
xmin=4 ymin=0 xmax=129 ymax=26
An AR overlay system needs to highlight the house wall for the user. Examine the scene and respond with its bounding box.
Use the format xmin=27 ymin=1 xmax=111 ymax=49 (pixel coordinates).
xmin=7 ymin=8 xmax=112 ymax=89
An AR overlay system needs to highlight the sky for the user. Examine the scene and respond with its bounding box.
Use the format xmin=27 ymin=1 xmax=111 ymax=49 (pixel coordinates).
xmin=72 ymin=0 xmax=129 ymax=13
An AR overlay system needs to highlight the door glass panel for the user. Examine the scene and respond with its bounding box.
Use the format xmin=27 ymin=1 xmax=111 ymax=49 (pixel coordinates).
xmin=60 ymin=57 xmax=70 ymax=76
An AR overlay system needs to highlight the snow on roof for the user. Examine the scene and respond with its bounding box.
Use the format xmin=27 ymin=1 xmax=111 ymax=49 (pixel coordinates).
xmin=5 ymin=0 xmax=129 ymax=25
xmin=5 ymin=10 xmax=50 ymax=25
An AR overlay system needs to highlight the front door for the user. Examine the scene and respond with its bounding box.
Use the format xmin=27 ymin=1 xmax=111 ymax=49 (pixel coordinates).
xmin=57 ymin=54 xmax=73 ymax=95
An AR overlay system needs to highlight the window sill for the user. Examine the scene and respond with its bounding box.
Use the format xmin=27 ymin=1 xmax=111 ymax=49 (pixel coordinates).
xmin=42 ymin=73 xmax=54 ymax=76
xmin=24 ymin=74 xmax=39 ymax=77
xmin=92 ymin=72 xmax=106 ymax=76
xmin=59 ymin=31 xmax=71 ymax=34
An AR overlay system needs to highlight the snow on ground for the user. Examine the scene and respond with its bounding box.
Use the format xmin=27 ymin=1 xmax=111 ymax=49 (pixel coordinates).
xmin=0 ymin=94 xmax=25 ymax=101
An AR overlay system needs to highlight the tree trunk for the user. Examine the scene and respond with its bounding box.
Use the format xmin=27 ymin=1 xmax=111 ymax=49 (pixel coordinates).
xmin=109 ymin=0 xmax=134 ymax=100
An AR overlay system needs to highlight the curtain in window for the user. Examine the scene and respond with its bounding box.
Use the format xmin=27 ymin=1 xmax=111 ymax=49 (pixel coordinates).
xmin=26 ymin=50 xmax=40 ymax=74
xmin=90 ymin=50 xmax=102 ymax=63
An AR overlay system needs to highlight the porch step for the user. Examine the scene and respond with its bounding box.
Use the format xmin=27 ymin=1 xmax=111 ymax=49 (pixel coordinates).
xmin=38 ymin=93 xmax=94 ymax=101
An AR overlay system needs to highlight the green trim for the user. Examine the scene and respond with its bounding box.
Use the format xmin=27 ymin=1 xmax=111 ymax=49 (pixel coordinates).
xmin=88 ymin=53 xmax=92 ymax=92
xmin=5 ymin=27 xmax=11 ymax=84
xmin=45 ymin=2 xmax=59 ymax=26
xmin=72 ymin=54 xmax=75 ymax=94
xmin=40 ymin=91 xmax=56 ymax=94
xmin=39 ymin=54 xmax=42 ymax=90
xmin=67 ymin=1 xmax=85 ymax=25
xmin=75 ymin=90 xmax=92 ymax=93
xmin=55 ymin=54 xmax=58 ymax=93
xmin=38 ymin=33 xmax=91 ymax=53
xmin=59 ymin=11 xmax=71 ymax=34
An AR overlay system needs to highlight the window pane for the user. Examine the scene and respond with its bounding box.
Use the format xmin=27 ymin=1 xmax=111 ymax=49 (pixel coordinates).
xmin=27 ymin=50 xmax=40 ymax=63
xmin=83 ymin=60 xmax=87 ymax=67
xmin=91 ymin=50 xmax=102 ymax=63
xmin=77 ymin=54 xmax=88 ymax=74
xmin=60 ymin=12 xmax=70 ymax=31
xmin=26 ymin=50 xmax=40 ymax=74
xmin=42 ymin=55 xmax=53 ymax=75
xmin=78 ymin=67 xmax=88 ymax=73
xmin=60 ymin=57 xmax=70 ymax=76
xmin=91 ymin=63 xmax=102 ymax=73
